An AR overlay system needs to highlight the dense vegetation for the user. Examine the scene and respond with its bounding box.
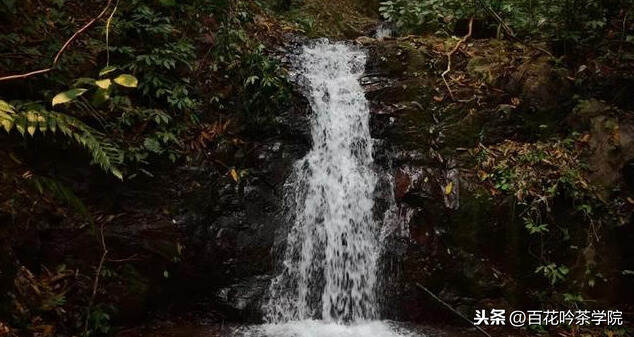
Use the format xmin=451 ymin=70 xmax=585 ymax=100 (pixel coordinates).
xmin=0 ymin=0 xmax=632 ymax=336
xmin=0 ymin=0 xmax=292 ymax=335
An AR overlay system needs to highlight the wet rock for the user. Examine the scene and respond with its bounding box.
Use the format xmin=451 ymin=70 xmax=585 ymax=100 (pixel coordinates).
xmin=175 ymin=101 xmax=311 ymax=320
xmin=217 ymin=275 xmax=272 ymax=322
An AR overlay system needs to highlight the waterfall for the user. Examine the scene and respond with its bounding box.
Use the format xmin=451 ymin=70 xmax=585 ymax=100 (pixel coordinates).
xmin=266 ymin=40 xmax=379 ymax=323
xmin=242 ymin=40 xmax=417 ymax=337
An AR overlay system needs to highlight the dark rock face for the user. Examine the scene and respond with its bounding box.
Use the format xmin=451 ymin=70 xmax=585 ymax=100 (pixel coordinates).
xmin=360 ymin=34 xmax=634 ymax=323
xmin=176 ymin=89 xmax=311 ymax=322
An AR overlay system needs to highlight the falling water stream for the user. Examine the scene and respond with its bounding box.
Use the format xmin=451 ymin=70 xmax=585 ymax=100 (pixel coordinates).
xmin=240 ymin=40 xmax=420 ymax=337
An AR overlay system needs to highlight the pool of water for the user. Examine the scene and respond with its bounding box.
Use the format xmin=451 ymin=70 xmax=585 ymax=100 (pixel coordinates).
xmin=237 ymin=320 xmax=422 ymax=337
xmin=117 ymin=320 xmax=488 ymax=337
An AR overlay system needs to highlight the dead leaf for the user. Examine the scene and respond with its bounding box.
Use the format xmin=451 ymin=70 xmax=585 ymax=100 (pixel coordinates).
xmin=230 ymin=169 xmax=239 ymax=182
xmin=477 ymin=170 xmax=488 ymax=181
xmin=444 ymin=181 xmax=453 ymax=195
xmin=579 ymin=133 xmax=591 ymax=143
xmin=511 ymin=97 xmax=520 ymax=106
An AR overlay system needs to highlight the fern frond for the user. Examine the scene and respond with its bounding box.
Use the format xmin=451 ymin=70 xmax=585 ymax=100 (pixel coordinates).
xmin=0 ymin=103 xmax=123 ymax=179
xmin=29 ymin=175 xmax=92 ymax=221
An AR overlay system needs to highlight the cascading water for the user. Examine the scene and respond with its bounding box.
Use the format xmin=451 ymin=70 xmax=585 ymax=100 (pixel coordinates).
xmin=240 ymin=40 xmax=419 ymax=337
xmin=266 ymin=40 xmax=379 ymax=323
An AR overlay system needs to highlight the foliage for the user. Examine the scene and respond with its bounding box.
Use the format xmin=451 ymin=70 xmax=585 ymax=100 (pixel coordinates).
xmin=0 ymin=100 xmax=123 ymax=179
xmin=208 ymin=1 xmax=292 ymax=127
xmin=379 ymin=0 xmax=633 ymax=56
xmin=0 ymin=0 xmax=293 ymax=335
xmin=472 ymin=135 xmax=626 ymax=299
xmin=379 ymin=0 xmax=472 ymax=34
xmin=28 ymin=174 xmax=91 ymax=220
xmin=9 ymin=266 xmax=77 ymax=334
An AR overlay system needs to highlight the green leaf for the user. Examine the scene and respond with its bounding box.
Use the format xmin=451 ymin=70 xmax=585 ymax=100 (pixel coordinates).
xmin=99 ymin=66 xmax=118 ymax=77
xmin=91 ymin=88 xmax=110 ymax=106
xmin=0 ymin=99 xmax=14 ymax=114
xmin=26 ymin=110 xmax=38 ymax=136
xmin=52 ymin=88 xmax=88 ymax=106
xmin=111 ymin=168 xmax=123 ymax=180
xmin=73 ymin=77 xmax=96 ymax=87
xmin=95 ymin=78 xmax=112 ymax=89
xmin=113 ymin=74 xmax=138 ymax=88
xmin=143 ymin=137 xmax=162 ymax=153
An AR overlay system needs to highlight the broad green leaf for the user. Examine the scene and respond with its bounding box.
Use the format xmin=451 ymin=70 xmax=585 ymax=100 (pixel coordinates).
xmin=113 ymin=74 xmax=138 ymax=88
xmin=95 ymin=78 xmax=112 ymax=89
xmin=52 ymin=88 xmax=88 ymax=106
xmin=99 ymin=66 xmax=118 ymax=77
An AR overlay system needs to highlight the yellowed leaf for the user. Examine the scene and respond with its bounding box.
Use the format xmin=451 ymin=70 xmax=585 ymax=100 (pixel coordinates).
xmin=230 ymin=169 xmax=239 ymax=182
xmin=95 ymin=78 xmax=112 ymax=89
xmin=444 ymin=181 xmax=453 ymax=195
xmin=0 ymin=99 xmax=14 ymax=114
xmin=113 ymin=74 xmax=138 ymax=88
xmin=52 ymin=88 xmax=88 ymax=106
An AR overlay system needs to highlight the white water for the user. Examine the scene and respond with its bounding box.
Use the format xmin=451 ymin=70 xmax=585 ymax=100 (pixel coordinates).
xmin=375 ymin=24 xmax=393 ymax=40
xmin=245 ymin=320 xmax=415 ymax=337
xmin=241 ymin=40 xmax=419 ymax=337
xmin=266 ymin=41 xmax=379 ymax=323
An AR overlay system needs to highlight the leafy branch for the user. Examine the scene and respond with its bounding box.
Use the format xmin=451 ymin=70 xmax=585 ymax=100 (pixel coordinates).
xmin=0 ymin=0 xmax=114 ymax=81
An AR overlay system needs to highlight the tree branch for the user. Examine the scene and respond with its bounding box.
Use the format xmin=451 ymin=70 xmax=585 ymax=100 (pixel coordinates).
xmin=442 ymin=17 xmax=473 ymax=101
xmin=0 ymin=0 xmax=113 ymax=82
xmin=416 ymin=283 xmax=492 ymax=337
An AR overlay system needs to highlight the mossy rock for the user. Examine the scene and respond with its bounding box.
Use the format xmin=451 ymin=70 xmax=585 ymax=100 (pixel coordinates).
xmin=511 ymin=56 xmax=572 ymax=111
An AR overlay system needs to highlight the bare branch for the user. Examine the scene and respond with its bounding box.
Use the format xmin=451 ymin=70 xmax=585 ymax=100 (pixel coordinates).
xmin=442 ymin=17 xmax=473 ymax=101
xmin=416 ymin=283 xmax=492 ymax=337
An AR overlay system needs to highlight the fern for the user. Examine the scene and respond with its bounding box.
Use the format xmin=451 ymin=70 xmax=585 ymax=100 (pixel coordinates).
xmin=0 ymin=101 xmax=123 ymax=179
xmin=29 ymin=175 xmax=92 ymax=221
